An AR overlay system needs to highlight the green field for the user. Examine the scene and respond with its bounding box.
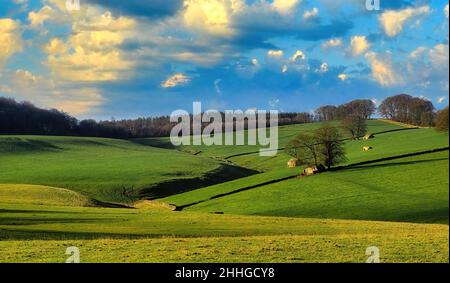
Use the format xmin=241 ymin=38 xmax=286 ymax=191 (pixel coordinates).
xmin=0 ymin=185 xmax=448 ymax=263
xmin=0 ymin=136 xmax=253 ymax=203
xmin=0 ymin=120 xmax=448 ymax=262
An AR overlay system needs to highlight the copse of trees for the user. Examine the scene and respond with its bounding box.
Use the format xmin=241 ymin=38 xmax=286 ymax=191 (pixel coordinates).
xmin=315 ymin=99 xmax=376 ymax=122
xmin=378 ymin=94 xmax=435 ymax=127
xmin=285 ymin=124 xmax=347 ymax=169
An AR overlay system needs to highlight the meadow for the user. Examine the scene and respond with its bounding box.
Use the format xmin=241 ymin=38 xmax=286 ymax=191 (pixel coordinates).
xmin=0 ymin=120 xmax=448 ymax=262
xmin=0 ymin=186 xmax=448 ymax=263
xmin=0 ymin=136 xmax=254 ymax=203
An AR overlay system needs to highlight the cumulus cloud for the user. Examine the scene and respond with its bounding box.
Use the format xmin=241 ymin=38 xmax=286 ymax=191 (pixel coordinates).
xmin=51 ymin=89 xmax=105 ymax=116
xmin=1 ymin=69 xmax=105 ymax=117
xmin=161 ymin=73 xmax=191 ymax=88
xmin=272 ymin=0 xmax=301 ymax=15
xmin=437 ymin=96 xmax=447 ymax=104
xmin=303 ymin=7 xmax=319 ymax=20
xmin=365 ymin=51 xmax=403 ymax=87
xmin=28 ymin=5 xmax=58 ymax=27
xmin=409 ymin=46 xmax=427 ymax=59
xmin=267 ymin=50 xmax=284 ymax=58
xmin=0 ymin=18 xmax=23 ymax=66
xmin=338 ymin=73 xmax=348 ymax=81
xmin=183 ymin=0 xmax=239 ymax=36
xmin=349 ymin=35 xmax=370 ymax=56
xmin=322 ymin=38 xmax=342 ymax=49
xmin=44 ymin=10 xmax=136 ymax=82
xmin=379 ymin=5 xmax=430 ymax=37
xmin=445 ymin=4 xmax=449 ymax=19
xmin=291 ymin=50 xmax=306 ymax=61
xmin=317 ymin=62 xmax=329 ymax=73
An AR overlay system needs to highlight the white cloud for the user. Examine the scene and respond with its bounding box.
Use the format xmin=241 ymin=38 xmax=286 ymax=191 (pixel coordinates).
xmin=28 ymin=5 xmax=59 ymax=27
xmin=267 ymin=50 xmax=284 ymax=58
xmin=365 ymin=51 xmax=403 ymax=87
xmin=2 ymin=69 xmax=105 ymax=116
xmin=322 ymin=38 xmax=342 ymax=49
xmin=437 ymin=96 xmax=447 ymax=104
xmin=316 ymin=62 xmax=329 ymax=73
xmin=45 ymin=11 xmax=136 ymax=82
xmin=183 ymin=0 xmax=240 ymax=36
xmin=379 ymin=6 xmax=430 ymax=37
xmin=0 ymin=18 xmax=23 ymax=66
xmin=272 ymin=0 xmax=301 ymax=15
xmin=349 ymin=35 xmax=370 ymax=56
xmin=161 ymin=73 xmax=191 ymax=88
xmin=428 ymin=44 xmax=449 ymax=71
xmin=409 ymin=46 xmax=427 ymax=59
xmin=338 ymin=73 xmax=348 ymax=81
xmin=291 ymin=50 xmax=305 ymax=61
xmin=445 ymin=4 xmax=449 ymax=19
xmin=303 ymin=8 xmax=319 ymax=20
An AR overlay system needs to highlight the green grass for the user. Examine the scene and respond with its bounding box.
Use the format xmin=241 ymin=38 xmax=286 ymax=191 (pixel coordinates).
xmin=0 ymin=120 xmax=448 ymax=263
xmin=0 ymin=136 xmax=233 ymax=203
xmin=138 ymin=120 xmax=404 ymax=160
xmin=0 ymin=184 xmax=93 ymax=207
xmin=0 ymin=187 xmax=447 ymax=262
xmin=183 ymin=151 xmax=449 ymax=223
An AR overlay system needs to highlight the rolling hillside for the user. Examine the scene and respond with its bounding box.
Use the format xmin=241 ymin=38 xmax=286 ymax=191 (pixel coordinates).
xmin=0 ymin=136 xmax=254 ymax=203
xmin=0 ymin=119 xmax=448 ymax=263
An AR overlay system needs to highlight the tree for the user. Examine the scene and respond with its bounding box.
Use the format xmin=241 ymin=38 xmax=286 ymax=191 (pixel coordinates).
xmin=315 ymin=105 xmax=338 ymax=121
xmin=342 ymin=115 xmax=367 ymax=139
xmin=285 ymin=133 xmax=320 ymax=167
xmin=379 ymin=94 xmax=435 ymax=126
xmin=435 ymin=106 xmax=449 ymax=131
xmin=315 ymin=124 xmax=347 ymax=169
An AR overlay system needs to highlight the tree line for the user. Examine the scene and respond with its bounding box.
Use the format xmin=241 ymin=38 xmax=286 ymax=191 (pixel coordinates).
xmin=1 ymin=94 xmax=448 ymax=139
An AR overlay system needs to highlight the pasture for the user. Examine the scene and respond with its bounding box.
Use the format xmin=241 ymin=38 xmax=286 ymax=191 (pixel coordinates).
xmin=0 ymin=120 xmax=448 ymax=263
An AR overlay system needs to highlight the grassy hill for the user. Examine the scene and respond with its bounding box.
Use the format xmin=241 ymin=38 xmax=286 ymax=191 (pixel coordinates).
xmin=0 ymin=136 xmax=254 ymax=203
xmin=0 ymin=119 xmax=448 ymax=263
xmin=0 ymin=190 xmax=447 ymax=262
xmin=0 ymin=184 xmax=93 ymax=207
xmin=162 ymin=121 xmax=449 ymax=224
xmin=181 ymin=151 xmax=449 ymax=223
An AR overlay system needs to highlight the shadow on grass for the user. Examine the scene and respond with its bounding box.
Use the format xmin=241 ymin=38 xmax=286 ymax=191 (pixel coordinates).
xmin=0 ymin=217 xmax=117 ymax=226
xmin=139 ymin=164 xmax=259 ymax=200
xmin=0 ymin=228 xmax=171 ymax=241
xmin=341 ymin=157 xmax=449 ymax=171
xmin=0 ymin=138 xmax=62 ymax=153
xmin=331 ymin=147 xmax=449 ymax=172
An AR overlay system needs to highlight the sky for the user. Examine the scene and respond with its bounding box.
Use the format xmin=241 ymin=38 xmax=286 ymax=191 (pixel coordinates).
xmin=0 ymin=0 xmax=449 ymax=119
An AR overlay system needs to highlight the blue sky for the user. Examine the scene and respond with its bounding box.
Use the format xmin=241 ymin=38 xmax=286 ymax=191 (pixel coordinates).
xmin=0 ymin=0 xmax=448 ymax=119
